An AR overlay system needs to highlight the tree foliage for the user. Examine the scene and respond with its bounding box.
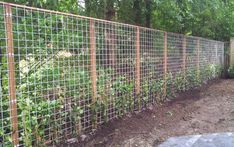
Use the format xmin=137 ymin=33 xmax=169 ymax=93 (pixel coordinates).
xmin=4 ymin=0 xmax=234 ymax=41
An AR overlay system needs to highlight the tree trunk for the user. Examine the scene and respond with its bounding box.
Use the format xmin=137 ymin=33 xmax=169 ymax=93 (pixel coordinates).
xmin=85 ymin=0 xmax=92 ymax=16
xmin=145 ymin=0 xmax=151 ymax=28
xmin=133 ymin=0 xmax=142 ymax=25
xmin=104 ymin=1 xmax=116 ymax=68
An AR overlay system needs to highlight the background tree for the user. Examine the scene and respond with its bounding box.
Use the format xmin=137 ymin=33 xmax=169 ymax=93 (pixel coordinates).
xmin=4 ymin=0 xmax=234 ymax=41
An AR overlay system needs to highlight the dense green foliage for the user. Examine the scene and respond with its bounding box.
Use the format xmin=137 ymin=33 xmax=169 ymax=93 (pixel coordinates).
xmin=228 ymin=65 xmax=234 ymax=78
xmin=3 ymin=0 xmax=234 ymax=41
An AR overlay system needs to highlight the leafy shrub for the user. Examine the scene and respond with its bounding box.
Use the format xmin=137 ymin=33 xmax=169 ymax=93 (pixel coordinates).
xmin=165 ymin=72 xmax=174 ymax=98
xmin=90 ymin=68 xmax=113 ymax=124
xmin=151 ymin=79 xmax=163 ymax=102
xmin=17 ymin=62 xmax=90 ymax=145
xmin=199 ymin=64 xmax=222 ymax=81
xmin=112 ymin=76 xmax=134 ymax=116
xmin=228 ymin=65 xmax=234 ymax=78
xmin=173 ymin=71 xmax=185 ymax=92
xmin=185 ymin=68 xmax=201 ymax=89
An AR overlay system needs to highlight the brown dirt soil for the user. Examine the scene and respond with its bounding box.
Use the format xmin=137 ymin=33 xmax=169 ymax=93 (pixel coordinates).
xmin=69 ymin=79 xmax=234 ymax=147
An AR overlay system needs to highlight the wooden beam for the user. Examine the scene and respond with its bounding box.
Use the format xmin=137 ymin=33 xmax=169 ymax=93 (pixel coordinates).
xmin=197 ymin=39 xmax=200 ymax=80
xmin=163 ymin=32 xmax=167 ymax=97
xmin=182 ymin=36 xmax=186 ymax=90
xmin=89 ymin=19 xmax=97 ymax=101
xmin=4 ymin=4 xmax=19 ymax=146
xmin=135 ymin=27 xmax=140 ymax=94
xmin=215 ymin=42 xmax=218 ymax=64
xmin=229 ymin=38 xmax=234 ymax=65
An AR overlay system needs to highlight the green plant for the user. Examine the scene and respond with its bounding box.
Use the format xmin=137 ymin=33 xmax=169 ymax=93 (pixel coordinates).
xmin=71 ymin=105 xmax=84 ymax=134
xmin=199 ymin=64 xmax=221 ymax=81
xmin=185 ymin=68 xmax=201 ymax=89
xmin=215 ymin=65 xmax=222 ymax=77
xmin=151 ymin=78 xmax=164 ymax=102
xmin=89 ymin=68 xmax=112 ymax=126
xmin=112 ymin=76 xmax=134 ymax=116
xmin=228 ymin=65 xmax=234 ymax=78
xmin=165 ymin=72 xmax=174 ymax=98
xmin=90 ymin=98 xmax=108 ymax=127
xmin=15 ymin=57 xmax=89 ymax=145
xmin=142 ymin=80 xmax=149 ymax=104
xmin=173 ymin=71 xmax=186 ymax=92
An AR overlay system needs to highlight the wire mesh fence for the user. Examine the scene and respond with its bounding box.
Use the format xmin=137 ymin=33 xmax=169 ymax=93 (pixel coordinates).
xmin=0 ymin=2 xmax=224 ymax=146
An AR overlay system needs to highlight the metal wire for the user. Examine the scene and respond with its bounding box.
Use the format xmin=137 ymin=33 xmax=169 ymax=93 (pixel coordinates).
xmin=0 ymin=2 xmax=225 ymax=146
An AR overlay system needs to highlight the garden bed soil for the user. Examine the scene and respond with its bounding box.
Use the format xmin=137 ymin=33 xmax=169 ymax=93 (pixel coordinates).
xmin=66 ymin=79 xmax=234 ymax=147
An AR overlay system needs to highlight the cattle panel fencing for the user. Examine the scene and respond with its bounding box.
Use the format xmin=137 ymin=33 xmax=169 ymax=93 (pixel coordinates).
xmin=0 ymin=2 xmax=224 ymax=146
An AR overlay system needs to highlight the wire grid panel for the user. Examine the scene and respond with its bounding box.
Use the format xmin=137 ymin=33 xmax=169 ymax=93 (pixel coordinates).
xmin=199 ymin=39 xmax=207 ymax=81
xmin=11 ymin=6 xmax=92 ymax=146
xmin=166 ymin=33 xmax=184 ymax=94
xmin=185 ymin=36 xmax=198 ymax=89
xmin=167 ymin=33 xmax=184 ymax=73
xmin=209 ymin=41 xmax=217 ymax=65
xmin=185 ymin=36 xmax=197 ymax=70
xmin=140 ymin=28 xmax=164 ymax=106
xmin=199 ymin=39 xmax=213 ymax=81
xmin=94 ymin=20 xmax=136 ymax=124
xmin=0 ymin=2 xmax=226 ymax=146
xmin=217 ymin=42 xmax=224 ymax=66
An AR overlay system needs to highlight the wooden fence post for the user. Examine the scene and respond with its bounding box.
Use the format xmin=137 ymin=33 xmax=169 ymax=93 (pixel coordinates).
xmin=215 ymin=42 xmax=218 ymax=64
xmin=197 ymin=39 xmax=200 ymax=81
xmin=135 ymin=27 xmax=140 ymax=94
xmin=182 ymin=36 xmax=186 ymax=90
xmin=222 ymin=42 xmax=225 ymax=67
xmin=89 ymin=19 xmax=97 ymax=128
xmin=89 ymin=19 xmax=97 ymax=101
xmin=135 ymin=27 xmax=141 ymax=109
xmin=89 ymin=20 xmax=97 ymax=101
xmin=230 ymin=38 xmax=234 ymax=65
xmin=163 ymin=32 xmax=167 ymax=97
xmin=4 ymin=4 xmax=19 ymax=146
